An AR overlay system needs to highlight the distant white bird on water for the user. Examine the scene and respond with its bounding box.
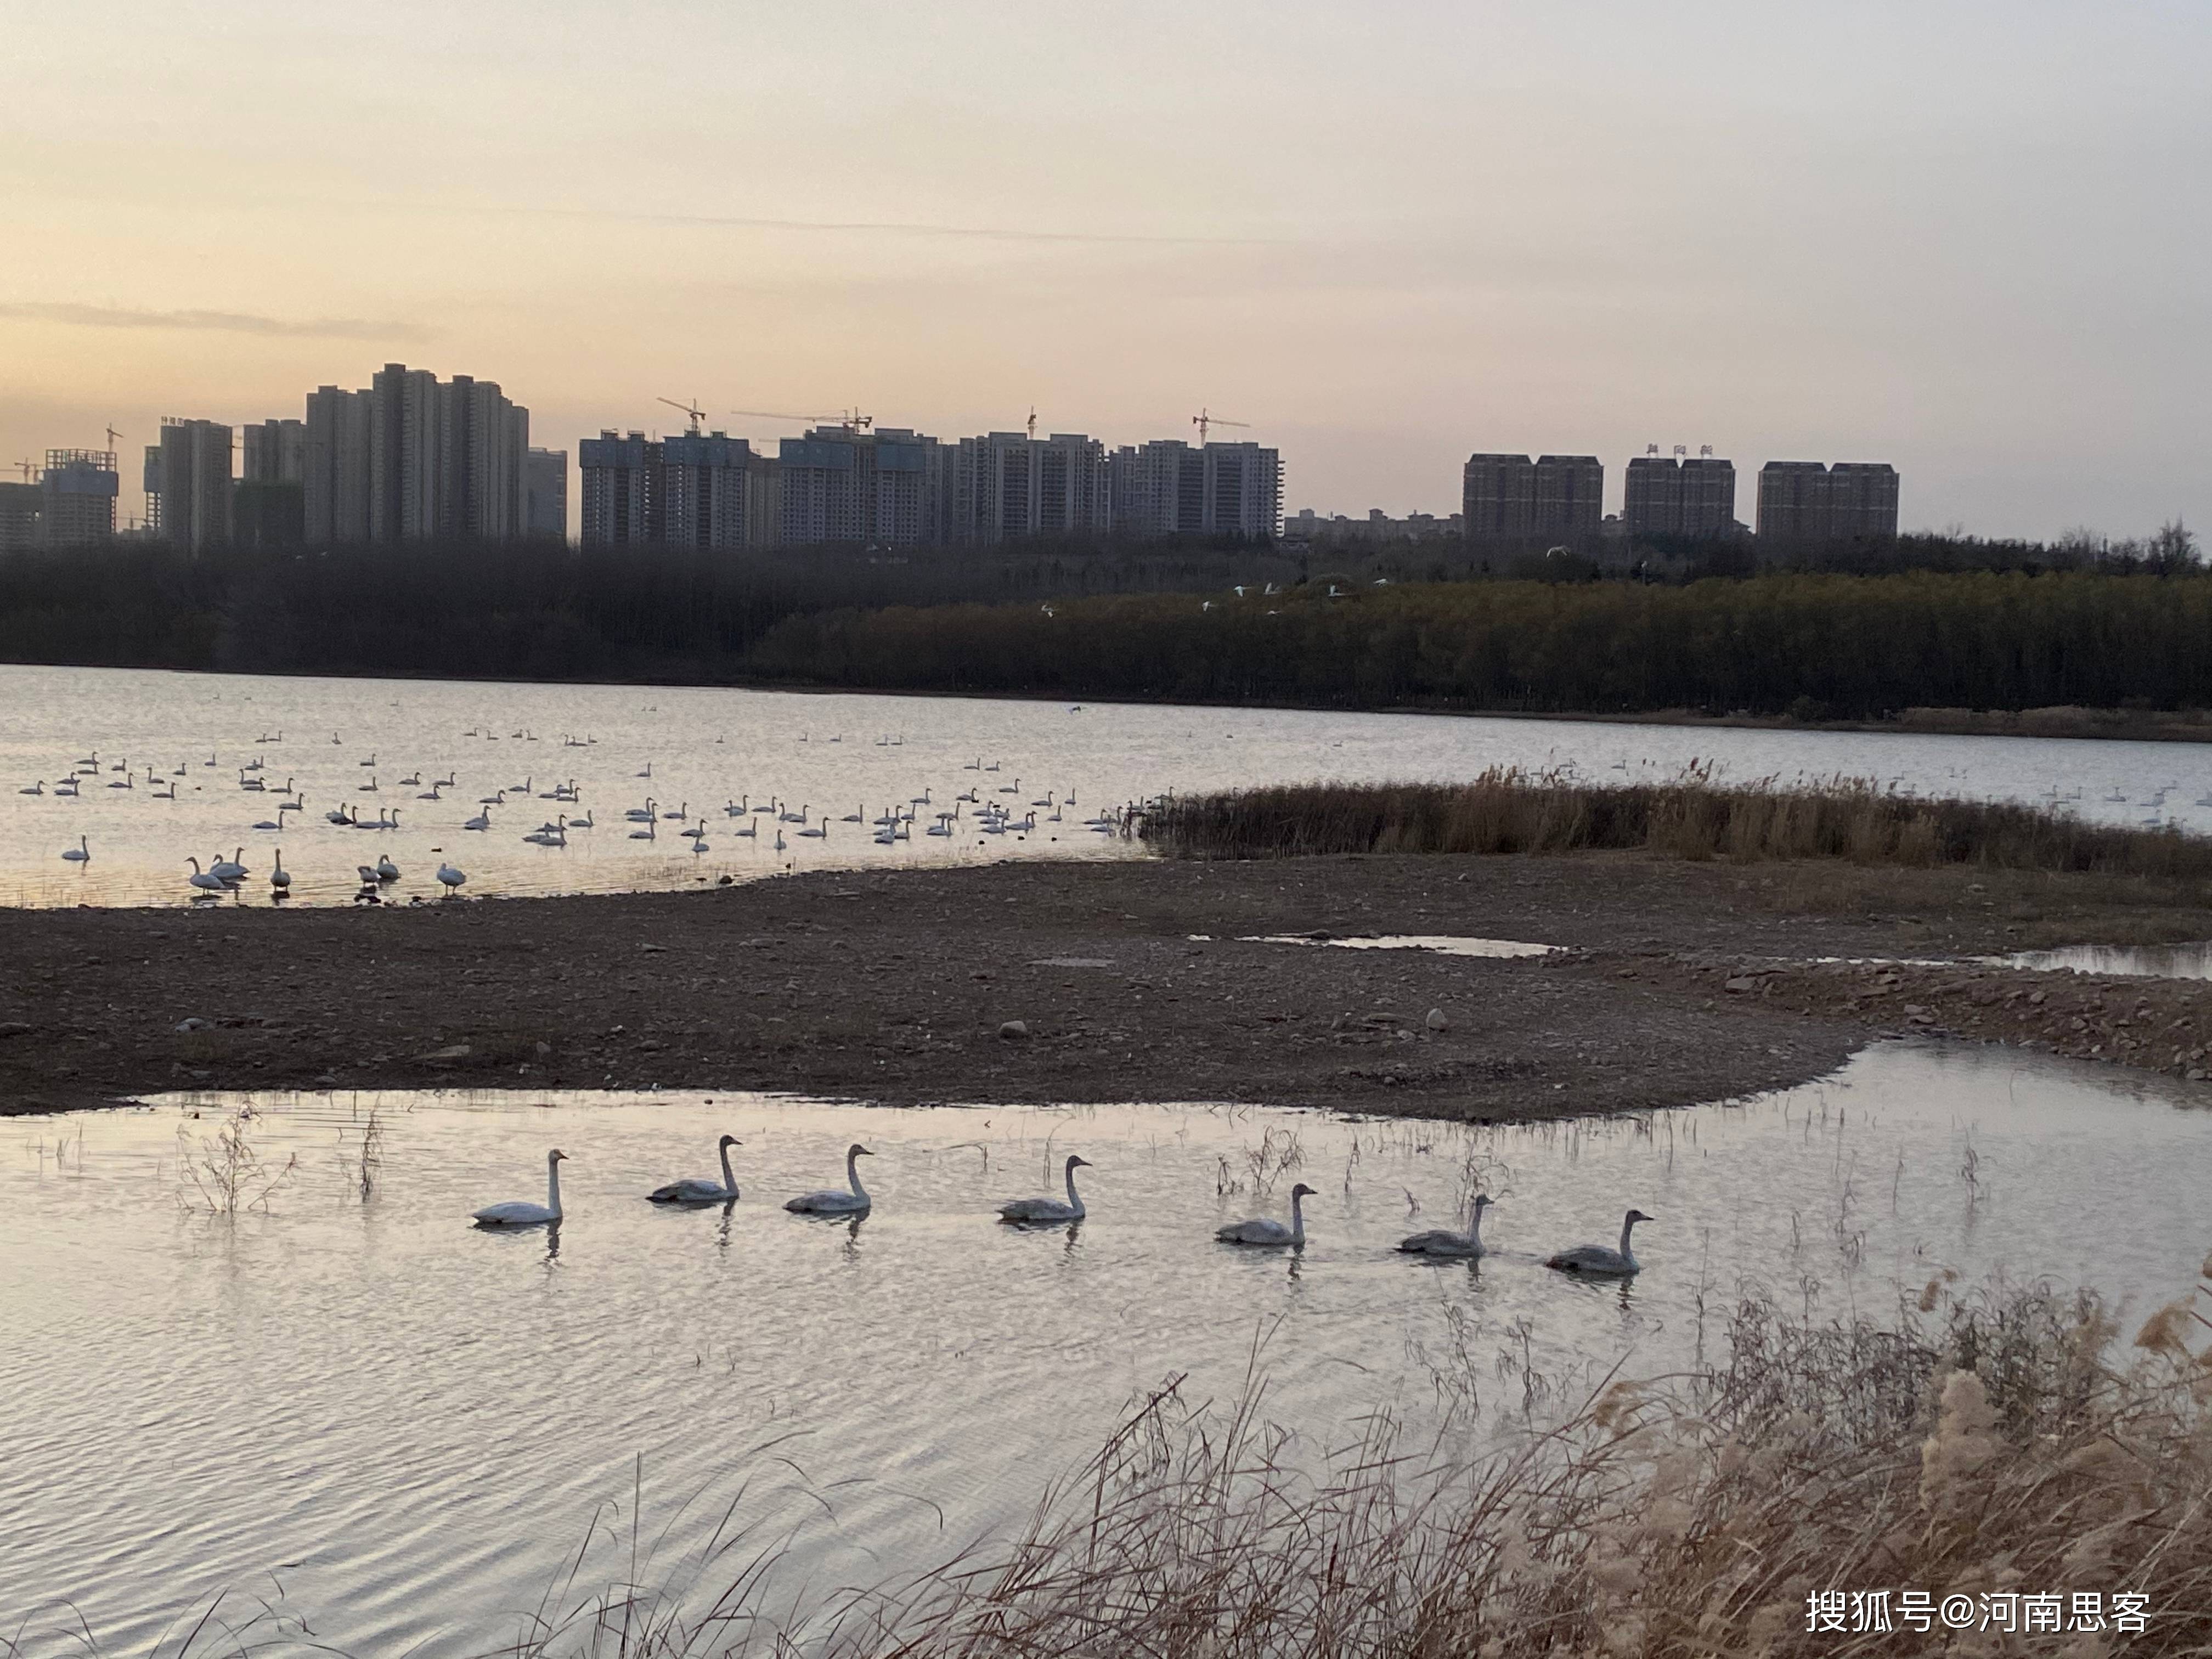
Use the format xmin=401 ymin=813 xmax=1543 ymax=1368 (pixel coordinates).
xmin=270 ymin=850 xmax=291 ymax=893
xmin=1545 ymin=1209 xmax=1652 ymax=1277
xmin=375 ymin=854 xmax=400 ymax=882
xmin=648 ymin=1135 xmax=742 ymax=1204
xmin=1216 ymin=1182 xmax=1315 ymax=1246
xmin=185 ymin=856 xmax=224 ymax=892
xmin=473 ymin=1149 xmax=567 ymax=1228
xmin=1398 ymin=1193 xmax=1494 ymax=1257
xmin=785 ymin=1143 xmax=874 ymax=1214
xmin=61 ymin=835 xmax=90 ymax=862
xmin=436 ymin=861 xmax=467 ymax=895
xmin=997 ymin=1154 xmax=1091 ymax=1224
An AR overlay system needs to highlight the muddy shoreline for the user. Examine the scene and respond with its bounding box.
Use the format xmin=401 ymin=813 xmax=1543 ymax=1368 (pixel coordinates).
xmin=4 ymin=854 xmax=2209 ymax=1119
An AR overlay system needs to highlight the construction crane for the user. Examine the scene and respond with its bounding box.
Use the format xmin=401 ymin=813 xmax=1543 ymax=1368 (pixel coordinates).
xmin=1193 ymin=408 xmax=1250 ymax=444
xmin=14 ymin=459 xmax=34 ymax=482
xmin=1026 ymin=407 xmax=1037 ymax=441
xmin=104 ymin=425 xmax=123 ymax=456
xmin=729 ymin=408 xmax=873 ymax=432
xmin=657 ymin=397 xmax=707 ymax=435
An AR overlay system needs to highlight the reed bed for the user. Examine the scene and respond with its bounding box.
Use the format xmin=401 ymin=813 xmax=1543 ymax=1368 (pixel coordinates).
xmin=1141 ymin=768 xmax=2212 ymax=876
xmin=26 ymin=1268 xmax=2212 ymax=1658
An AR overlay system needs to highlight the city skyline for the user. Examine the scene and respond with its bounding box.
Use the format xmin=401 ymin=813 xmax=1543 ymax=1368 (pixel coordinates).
xmin=5 ymin=2 xmax=2208 ymax=540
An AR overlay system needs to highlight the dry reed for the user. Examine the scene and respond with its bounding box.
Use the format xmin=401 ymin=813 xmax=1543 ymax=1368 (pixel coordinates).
xmin=1140 ymin=768 xmax=2212 ymax=877
xmin=24 ymin=1266 xmax=2212 ymax=1657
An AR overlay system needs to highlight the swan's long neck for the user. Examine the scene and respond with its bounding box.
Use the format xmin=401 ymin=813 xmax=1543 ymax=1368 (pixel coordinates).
xmin=546 ymin=1158 xmax=563 ymax=1217
xmin=1618 ymin=1214 xmax=1639 ymax=1261
xmin=718 ymin=1142 xmax=736 ymax=1193
xmin=846 ymin=1150 xmax=869 ymax=1201
xmin=1288 ymin=1188 xmax=1305 ymax=1244
xmin=1064 ymin=1161 xmax=1085 ymax=1217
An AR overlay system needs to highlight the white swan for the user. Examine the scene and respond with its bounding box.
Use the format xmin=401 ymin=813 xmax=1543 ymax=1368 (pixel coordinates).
xmin=186 ymin=856 xmax=224 ymax=892
xmin=648 ymin=1135 xmax=741 ymax=1204
xmin=1545 ymin=1209 xmax=1652 ymax=1277
xmin=270 ymin=850 xmax=291 ymax=893
xmin=1216 ymin=1182 xmax=1316 ymax=1246
xmin=473 ymin=1149 xmax=566 ymax=1227
xmin=375 ymin=854 xmax=400 ymax=881
xmin=436 ymin=861 xmax=467 ymax=895
xmin=464 ymin=806 xmax=492 ymax=831
xmin=1399 ymin=1193 xmax=1494 ymax=1257
xmin=785 ymin=1143 xmax=874 ymax=1214
xmin=997 ymin=1154 xmax=1091 ymax=1224
xmin=61 ymin=835 xmax=90 ymax=862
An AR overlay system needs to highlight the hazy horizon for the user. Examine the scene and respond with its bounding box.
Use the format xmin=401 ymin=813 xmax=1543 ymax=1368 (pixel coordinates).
xmin=5 ymin=1 xmax=2207 ymax=539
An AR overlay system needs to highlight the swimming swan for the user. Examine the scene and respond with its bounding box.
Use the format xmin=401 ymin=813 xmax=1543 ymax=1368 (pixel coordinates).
xmin=997 ymin=1154 xmax=1091 ymax=1224
xmin=648 ymin=1134 xmax=741 ymax=1204
xmin=785 ymin=1143 xmax=873 ymax=1214
xmin=1399 ymin=1193 xmax=1494 ymax=1257
xmin=473 ymin=1149 xmax=567 ymax=1227
xmin=1545 ymin=1209 xmax=1652 ymax=1276
xmin=1216 ymin=1182 xmax=1316 ymax=1246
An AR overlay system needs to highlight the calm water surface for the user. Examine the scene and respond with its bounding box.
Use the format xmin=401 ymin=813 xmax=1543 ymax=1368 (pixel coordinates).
xmin=5 ymin=663 xmax=2209 ymax=908
xmin=4 ymin=1043 xmax=2208 ymax=1654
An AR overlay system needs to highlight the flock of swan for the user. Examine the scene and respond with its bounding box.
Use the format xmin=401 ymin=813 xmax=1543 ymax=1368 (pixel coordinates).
xmin=473 ymin=1141 xmax=1657 ymax=1276
xmin=24 ymin=737 xmax=1141 ymax=901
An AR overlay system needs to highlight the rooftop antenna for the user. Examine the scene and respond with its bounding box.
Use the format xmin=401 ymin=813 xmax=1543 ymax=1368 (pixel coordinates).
xmin=1193 ymin=407 xmax=1251 ymax=444
xmin=656 ymin=397 xmax=707 ymax=435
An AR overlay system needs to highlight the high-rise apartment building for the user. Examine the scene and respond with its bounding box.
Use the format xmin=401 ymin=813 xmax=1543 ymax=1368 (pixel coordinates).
xmin=304 ymin=385 xmax=373 ymax=543
xmin=297 ymin=365 xmax=528 ymax=545
xmin=1756 ymin=461 xmax=1900 ymax=542
xmin=0 ymin=481 xmax=40 ymax=551
xmin=1534 ymin=455 xmax=1605 ymax=537
xmin=778 ymin=425 xmax=943 ymax=548
xmin=1109 ymin=439 xmax=1281 ymax=539
xmin=526 ymin=448 xmax=568 ymax=541
xmin=949 ymin=431 xmax=1110 ymax=545
xmin=1462 ymin=453 xmax=1602 ymax=541
xmin=242 ymin=419 xmax=307 ymax=485
xmin=661 ymin=433 xmax=759 ymax=549
xmin=1623 ymin=453 xmax=1735 ymax=538
xmin=579 ymin=431 xmax=657 ymax=546
xmin=38 ymin=450 xmax=119 ymax=546
xmin=148 ymin=419 xmax=234 ymax=551
xmin=1462 ymin=454 xmax=1536 ymax=538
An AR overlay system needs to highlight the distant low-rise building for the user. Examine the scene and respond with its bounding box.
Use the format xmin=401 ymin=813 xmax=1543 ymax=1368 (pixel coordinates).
xmin=1283 ymin=507 xmax=1464 ymax=545
xmin=1756 ymin=461 xmax=1900 ymax=541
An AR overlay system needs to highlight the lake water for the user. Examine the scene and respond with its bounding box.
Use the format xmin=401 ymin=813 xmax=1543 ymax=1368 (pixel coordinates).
xmin=5 ymin=663 xmax=2212 ymax=909
xmin=4 ymin=1042 xmax=2208 ymax=1655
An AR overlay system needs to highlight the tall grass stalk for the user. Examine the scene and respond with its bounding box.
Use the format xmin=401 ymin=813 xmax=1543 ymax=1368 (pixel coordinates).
xmin=1141 ymin=768 xmax=2212 ymax=876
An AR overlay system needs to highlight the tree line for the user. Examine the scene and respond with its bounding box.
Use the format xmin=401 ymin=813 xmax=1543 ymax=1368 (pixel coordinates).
xmin=4 ymin=539 xmax=2211 ymax=719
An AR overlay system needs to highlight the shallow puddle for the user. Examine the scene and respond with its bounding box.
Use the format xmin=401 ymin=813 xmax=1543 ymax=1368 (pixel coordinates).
xmin=1244 ymin=932 xmax=1562 ymax=958
xmin=3 ymin=1044 xmax=2207 ymax=1654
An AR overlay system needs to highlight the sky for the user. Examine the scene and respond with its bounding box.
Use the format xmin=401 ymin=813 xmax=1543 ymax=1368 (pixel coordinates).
xmin=2 ymin=0 xmax=2207 ymax=539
